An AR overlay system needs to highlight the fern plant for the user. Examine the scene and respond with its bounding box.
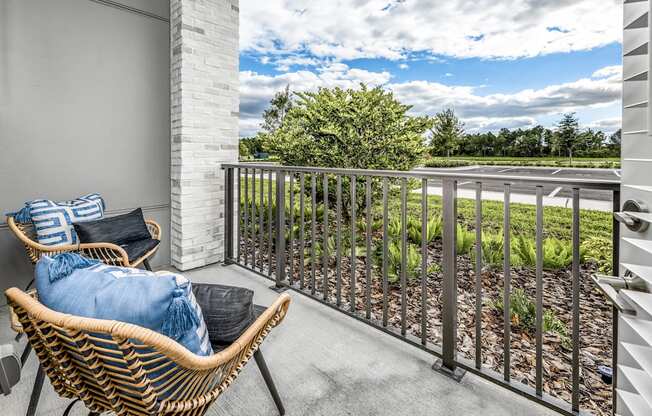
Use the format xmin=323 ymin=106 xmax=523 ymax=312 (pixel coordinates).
xmin=510 ymin=235 xmax=575 ymax=270
xmin=542 ymin=238 xmax=573 ymax=269
xmin=407 ymin=216 xmax=442 ymax=245
xmin=303 ymin=236 xmax=336 ymax=266
xmin=476 ymin=232 xmax=504 ymax=269
xmin=511 ymin=235 xmax=536 ymax=267
xmin=581 ymin=236 xmax=612 ymax=274
xmin=492 ymin=288 xmax=570 ymax=348
xmin=456 ymin=224 xmax=475 ymax=255
xmin=387 ymin=217 xmax=401 ymax=240
xmin=373 ymin=241 xmax=422 ymax=283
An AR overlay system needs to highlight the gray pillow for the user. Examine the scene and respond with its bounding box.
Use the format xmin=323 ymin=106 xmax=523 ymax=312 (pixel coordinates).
xmin=191 ymin=283 xmax=255 ymax=345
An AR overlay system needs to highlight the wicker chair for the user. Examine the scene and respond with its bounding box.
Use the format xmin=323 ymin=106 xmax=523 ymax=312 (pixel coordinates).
xmin=6 ymin=287 xmax=291 ymax=416
xmin=6 ymin=216 xmax=161 ymax=270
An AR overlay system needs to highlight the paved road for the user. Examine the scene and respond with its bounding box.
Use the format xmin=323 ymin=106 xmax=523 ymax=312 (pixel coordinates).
xmin=417 ymin=165 xmax=620 ymax=202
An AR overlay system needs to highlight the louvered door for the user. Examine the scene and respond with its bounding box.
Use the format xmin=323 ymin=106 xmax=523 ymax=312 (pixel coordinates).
xmin=617 ymin=1 xmax=652 ymax=415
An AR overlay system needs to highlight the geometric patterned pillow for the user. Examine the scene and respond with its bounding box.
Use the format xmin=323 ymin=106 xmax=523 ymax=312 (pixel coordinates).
xmin=15 ymin=193 xmax=105 ymax=246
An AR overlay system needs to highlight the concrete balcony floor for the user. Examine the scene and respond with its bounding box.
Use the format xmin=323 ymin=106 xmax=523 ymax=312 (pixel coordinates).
xmin=0 ymin=264 xmax=558 ymax=416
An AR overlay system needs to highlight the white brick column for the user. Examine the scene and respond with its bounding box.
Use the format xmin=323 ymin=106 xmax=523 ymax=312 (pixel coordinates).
xmin=170 ymin=0 xmax=239 ymax=270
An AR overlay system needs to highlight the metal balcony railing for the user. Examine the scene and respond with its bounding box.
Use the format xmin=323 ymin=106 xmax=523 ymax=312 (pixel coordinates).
xmin=222 ymin=163 xmax=621 ymax=416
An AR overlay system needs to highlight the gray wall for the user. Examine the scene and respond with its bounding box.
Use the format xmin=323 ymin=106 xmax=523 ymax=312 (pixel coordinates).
xmin=0 ymin=0 xmax=171 ymax=302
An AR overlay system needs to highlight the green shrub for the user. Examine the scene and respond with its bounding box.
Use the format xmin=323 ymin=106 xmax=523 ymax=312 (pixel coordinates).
xmin=304 ymin=236 xmax=336 ymax=266
xmin=387 ymin=217 xmax=401 ymax=240
xmin=493 ymin=288 xmax=536 ymax=328
xmin=492 ymin=288 xmax=570 ymax=347
xmin=581 ymin=236 xmax=613 ymax=274
xmin=263 ymin=85 xmax=433 ymax=214
xmin=456 ymin=224 xmax=475 ymax=255
xmin=511 ymin=235 xmax=536 ymax=267
xmin=423 ymin=158 xmax=472 ymax=168
xmin=407 ymin=216 xmax=442 ymax=245
xmin=389 ymin=241 xmax=421 ymax=283
xmin=542 ymin=238 xmax=574 ymax=269
xmin=510 ymin=235 xmax=575 ymax=270
xmin=373 ymin=241 xmax=422 ymax=283
xmin=473 ymin=232 xmax=504 ymax=269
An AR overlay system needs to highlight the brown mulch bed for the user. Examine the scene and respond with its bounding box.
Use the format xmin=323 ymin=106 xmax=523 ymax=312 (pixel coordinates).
xmin=239 ymin=239 xmax=613 ymax=416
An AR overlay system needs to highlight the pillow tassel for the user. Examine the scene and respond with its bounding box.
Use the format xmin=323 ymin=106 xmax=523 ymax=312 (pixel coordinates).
xmin=12 ymin=205 xmax=32 ymax=224
xmin=48 ymin=253 xmax=99 ymax=282
xmin=162 ymin=290 xmax=199 ymax=340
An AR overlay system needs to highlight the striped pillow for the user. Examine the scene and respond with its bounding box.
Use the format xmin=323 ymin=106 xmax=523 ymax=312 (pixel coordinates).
xmin=14 ymin=194 xmax=105 ymax=246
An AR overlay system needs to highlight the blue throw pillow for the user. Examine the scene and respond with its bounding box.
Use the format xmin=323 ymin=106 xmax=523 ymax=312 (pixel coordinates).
xmin=34 ymin=254 xmax=213 ymax=356
xmin=11 ymin=193 xmax=105 ymax=246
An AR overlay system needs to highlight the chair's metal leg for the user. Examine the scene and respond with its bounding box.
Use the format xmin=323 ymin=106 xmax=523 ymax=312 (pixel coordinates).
xmin=20 ymin=342 xmax=32 ymax=366
xmin=143 ymin=259 xmax=152 ymax=271
xmin=26 ymin=365 xmax=45 ymax=416
xmin=62 ymin=399 xmax=80 ymax=416
xmin=254 ymin=349 xmax=285 ymax=416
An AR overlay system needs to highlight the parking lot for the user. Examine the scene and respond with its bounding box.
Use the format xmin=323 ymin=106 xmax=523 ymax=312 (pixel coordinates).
xmin=417 ymin=165 xmax=621 ymax=211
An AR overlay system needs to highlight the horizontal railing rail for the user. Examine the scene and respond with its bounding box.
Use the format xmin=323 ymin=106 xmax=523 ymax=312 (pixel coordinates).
xmin=222 ymin=163 xmax=621 ymax=190
xmin=222 ymin=163 xmax=620 ymax=416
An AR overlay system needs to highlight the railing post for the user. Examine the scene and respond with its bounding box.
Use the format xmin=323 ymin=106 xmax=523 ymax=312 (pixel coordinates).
xmin=273 ymin=169 xmax=287 ymax=291
xmin=224 ymin=167 xmax=234 ymax=265
xmin=611 ymin=188 xmax=621 ymax=415
xmin=434 ymin=178 xmax=465 ymax=381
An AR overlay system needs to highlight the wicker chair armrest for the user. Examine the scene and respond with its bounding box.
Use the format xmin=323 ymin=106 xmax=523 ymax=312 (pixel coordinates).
xmin=9 ymin=289 xmax=37 ymax=334
xmin=178 ymin=292 xmax=291 ymax=369
xmin=7 ymin=216 xmax=78 ymax=253
xmin=159 ymin=293 xmax=292 ymax=413
xmin=145 ymin=219 xmax=161 ymax=240
xmin=78 ymin=242 xmax=129 ymax=266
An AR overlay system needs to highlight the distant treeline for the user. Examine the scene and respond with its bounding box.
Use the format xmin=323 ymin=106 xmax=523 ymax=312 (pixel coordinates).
xmin=430 ymin=111 xmax=620 ymax=159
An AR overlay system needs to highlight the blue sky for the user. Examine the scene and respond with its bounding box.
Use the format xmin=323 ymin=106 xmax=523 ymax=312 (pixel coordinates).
xmin=239 ymin=0 xmax=623 ymax=137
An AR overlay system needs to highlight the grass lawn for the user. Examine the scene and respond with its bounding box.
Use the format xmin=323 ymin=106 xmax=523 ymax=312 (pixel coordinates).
xmin=239 ymin=176 xmax=613 ymax=250
xmin=424 ymin=156 xmax=620 ymax=169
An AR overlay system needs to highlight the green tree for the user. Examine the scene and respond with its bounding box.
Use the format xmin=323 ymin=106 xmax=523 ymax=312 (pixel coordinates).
xmin=575 ymin=129 xmax=606 ymax=157
xmin=261 ymin=84 xmax=293 ymax=134
xmin=608 ymin=129 xmax=621 ymax=157
xmin=429 ymin=109 xmax=465 ymax=157
xmin=264 ymin=84 xmax=433 ymax=212
xmin=239 ymin=136 xmax=264 ymax=159
xmin=239 ymin=141 xmax=252 ymax=160
xmin=554 ymin=113 xmax=581 ymax=163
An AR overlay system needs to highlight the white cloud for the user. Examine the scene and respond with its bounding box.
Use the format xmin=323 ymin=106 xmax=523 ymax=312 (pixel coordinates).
xmin=388 ymin=66 xmax=622 ymax=120
xmin=586 ymin=117 xmax=622 ymax=131
xmin=592 ymin=65 xmax=622 ymax=79
xmin=399 ymin=63 xmax=409 ymax=70
xmin=463 ymin=116 xmax=539 ymax=132
xmin=240 ymin=64 xmax=622 ymax=136
xmin=241 ymin=0 xmax=622 ymax=62
xmin=274 ymin=55 xmax=322 ymax=71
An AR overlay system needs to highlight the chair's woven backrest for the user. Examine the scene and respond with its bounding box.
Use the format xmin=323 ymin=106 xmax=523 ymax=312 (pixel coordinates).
xmin=8 ymin=219 xmax=55 ymax=264
xmin=6 ymin=288 xmax=290 ymax=415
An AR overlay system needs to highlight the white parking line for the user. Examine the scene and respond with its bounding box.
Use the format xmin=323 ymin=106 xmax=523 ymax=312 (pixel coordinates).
xmin=416 ymin=186 xmax=612 ymax=212
xmin=614 ymin=169 xmax=621 ymax=178
xmin=548 ymin=186 xmax=563 ymax=198
xmin=551 ymin=169 xmax=562 ymax=175
xmin=497 ymin=167 xmax=515 ymax=173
